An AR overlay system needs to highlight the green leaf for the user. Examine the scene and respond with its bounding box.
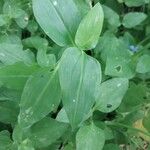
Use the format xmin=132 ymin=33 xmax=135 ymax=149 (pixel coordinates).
xmin=102 ymin=5 xmax=121 ymax=27
xmin=56 ymin=108 xmax=69 ymax=123
xmin=124 ymin=0 xmax=150 ymax=7
xmin=0 ymin=63 xmax=39 ymax=90
xmin=59 ymin=47 xmax=101 ymax=128
xmin=22 ymin=36 xmax=48 ymax=50
xmin=18 ymin=139 xmax=35 ymax=150
xmin=15 ymin=10 xmax=29 ymax=28
xmin=75 ymin=3 xmax=104 ymax=50
xmin=37 ymin=50 xmax=56 ymax=68
xmin=0 ymin=130 xmax=12 ymax=150
xmin=119 ymin=83 xmax=148 ymax=112
xmin=0 ymin=44 xmax=35 ymax=65
xmin=0 ymin=14 xmax=9 ymax=26
xmin=32 ymin=0 xmax=82 ymax=46
xmin=64 ymin=143 xmax=75 ymax=150
xmin=76 ymin=123 xmax=105 ymax=150
xmin=74 ymin=0 xmax=91 ymax=16
xmin=0 ymin=101 xmax=19 ymax=124
xmin=18 ymin=68 xmax=61 ymax=128
xmin=0 ymin=35 xmax=22 ymax=45
xmin=105 ymin=55 xmax=136 ymax=79
xmin=122 ymin=12 xmax=147 ymax=28
xmin=136 ymin=54 xmax=150 ymax=73
xmin=95 ymin=78 xmax=129 ymax=113
xmin=29 ymin=117 xmax=68 ymax=148
xmin=98 ymin=32 xmax=136 ymax=79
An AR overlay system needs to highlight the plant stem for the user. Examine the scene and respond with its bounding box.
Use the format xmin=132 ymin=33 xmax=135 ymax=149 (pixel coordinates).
xmin=106 ymin=122 xmax=150 ymax=137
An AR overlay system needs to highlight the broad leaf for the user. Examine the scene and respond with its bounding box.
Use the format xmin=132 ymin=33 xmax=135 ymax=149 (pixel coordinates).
xmin=22 ymin=36 xmax=48 ymax=50
xmin=0 ymin=63 xmax=39 ymax=90
xmin=105 ymin=55 xmax=136 ymax=79
xmin=122 ymin=12 xmax=147 ymax=28
xmin=124 ymin=0 xmax=150 ymax=7
xmin=59 ymin=47 xmax=101 ymax=128
xmin=76 ymin=123 xmax=105 ymax=150
xmin=102 ymin=5 xmax=121 ymax=27
xmin=0 ymin=101 xmax=19 ymax=124
xmin=75 ymin=3 xmax=104 ymax=50
xmin=0 ymin=87 xmax=21 ymax=102
xmin=136 ymin=54 xmax=150 ymax=73
xmin=74 ymin=0 xmax=91 ymax=16
xmin=95 ymin=78 xmax=129 ymax=113
xmin=56 ymin=108 xmax=69 ymax=123
xmin=119 ymin=83 xmax=148 ymax=112
xmin=0 ymin=44 xmax=35 ymax=65
xmin=18 ymin=68 xmax=61 ymax=128
xmin=97 ymin=32 xmax=136 ymax=79
xmin=29 ymin=117 xmax=68 ymax=148
xmin=32 ymin=0 xmax=82 ymax=46
xmin=18 ymin=139 xmax=35 ymax=150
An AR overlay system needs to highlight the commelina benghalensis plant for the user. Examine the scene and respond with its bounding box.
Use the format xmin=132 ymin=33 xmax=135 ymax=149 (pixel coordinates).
xmin=0 ymin=0 xmax=150 ymax=149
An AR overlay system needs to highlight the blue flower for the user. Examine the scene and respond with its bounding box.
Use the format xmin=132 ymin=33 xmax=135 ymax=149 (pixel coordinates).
xmin=129 ymin=45 xmax=138 ymax=52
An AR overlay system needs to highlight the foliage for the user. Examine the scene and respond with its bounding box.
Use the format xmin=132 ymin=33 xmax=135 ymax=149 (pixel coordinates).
xmin=0 ymin=0 xmax=150 ymax=149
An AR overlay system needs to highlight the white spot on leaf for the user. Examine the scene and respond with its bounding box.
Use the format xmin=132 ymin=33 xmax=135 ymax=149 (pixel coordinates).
xmin=117 ymin=83 xmax=122 ymax=87
xmin=53 ymin=0 xmax=57 ymax=6
xmin=24 ymin=16 xmax=29 ymax=21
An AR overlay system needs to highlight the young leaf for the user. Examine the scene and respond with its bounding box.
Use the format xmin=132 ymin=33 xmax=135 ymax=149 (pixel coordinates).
xmin=122 ymin=12 xmax=147 ymax=28
xmin=136 ymin=54 xmax=150 ymax=73
xmin=0 ymin=63 xmax=39 ymax=90
xmin=95 ymin=78 xmax=129 ymax=113
xmin=32 ymin=0 xmax=82 ymax=46
xmin=29 ymin=117 xmax=68 ymax=148
xmin=59 ymin=47 xmax=101 ymax=128
xmin=76 ymin=123 xmax=105 ymax=150
xmin=75 ymin=3 xmax=104 ymax=50
xmin=18 ymin=68 xmax=61 ymax=128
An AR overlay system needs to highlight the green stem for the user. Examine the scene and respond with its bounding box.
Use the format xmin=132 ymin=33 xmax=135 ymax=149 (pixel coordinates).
xmin=138 ymin=35 xmax=150 ymax=46
xmin=106 ymin=122 xmax=150 ymax=137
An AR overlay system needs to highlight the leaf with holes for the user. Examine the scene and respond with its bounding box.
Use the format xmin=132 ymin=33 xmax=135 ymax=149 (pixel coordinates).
xmin=95 ymin=78 xmax=129 ymax=113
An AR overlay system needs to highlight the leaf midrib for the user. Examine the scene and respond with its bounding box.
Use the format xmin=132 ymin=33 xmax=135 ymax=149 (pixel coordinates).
xmin=49 ymin=0 xmax=76 ymax=46
xmin=72 ymin=52 xmax=85 ymax=126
